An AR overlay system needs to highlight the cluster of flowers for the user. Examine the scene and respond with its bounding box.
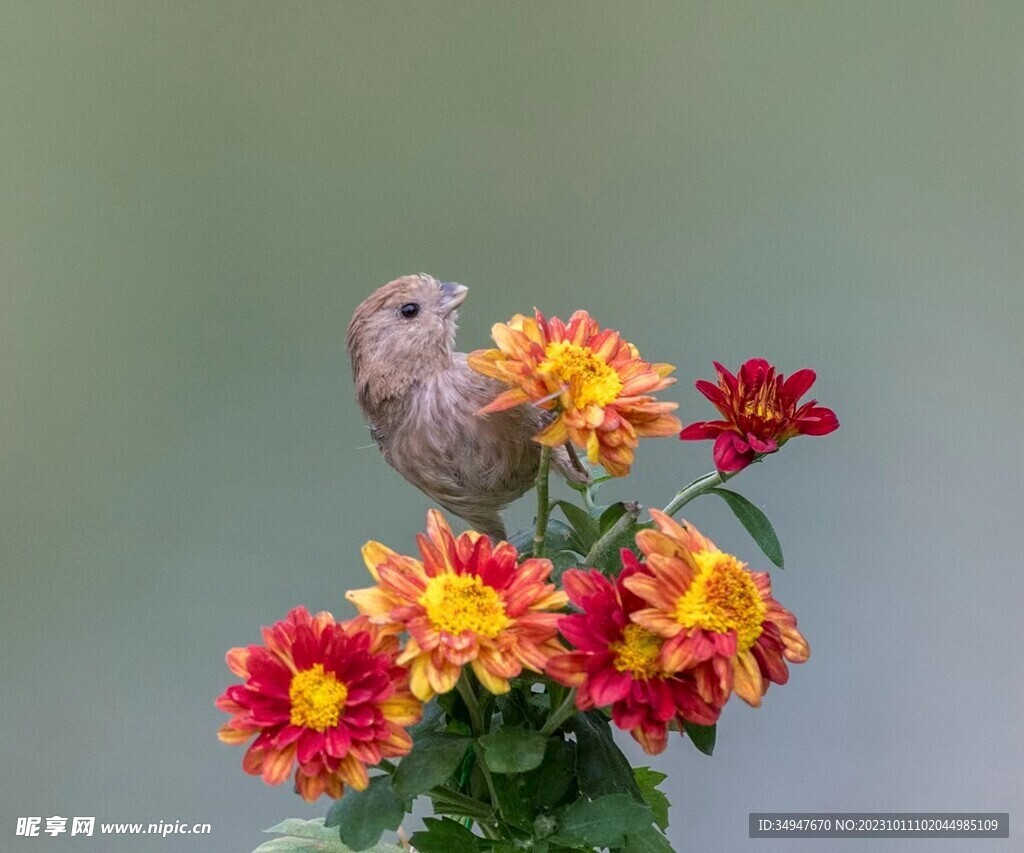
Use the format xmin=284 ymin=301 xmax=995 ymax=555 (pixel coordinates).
xmin=218 ymin=310 xmax=836 ymax=801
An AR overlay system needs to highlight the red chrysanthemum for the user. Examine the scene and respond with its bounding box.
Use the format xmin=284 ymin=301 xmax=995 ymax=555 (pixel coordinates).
xmin=623 ymin=511 xmax=809 ymax=709
xmin=680 ymin=358 xmax=838 ymax=472
xmin=216 ymin=606 xmax=421 ymax=802
xmin=546 ymin=558 xmax=719 ymax=755
xmin=467 ymin=310 xmax=681 ymax=476
xmin=346 ymin=510 xmax=568 ymax=701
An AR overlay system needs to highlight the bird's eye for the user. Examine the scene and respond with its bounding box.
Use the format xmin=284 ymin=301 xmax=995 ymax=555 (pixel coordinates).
xmin=399 ymin=302 xmax=420 ymax=319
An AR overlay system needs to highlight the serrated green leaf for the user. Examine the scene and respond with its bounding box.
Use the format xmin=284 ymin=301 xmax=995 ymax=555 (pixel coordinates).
xmin=711 ymin=487 xmax=784 ymax=568
xmin=633 ymin=767 xmax=670 ymax=831
xmin=683 ymin=720 xmax=716 ymax=755
xmin=550 ymin=794 xmax=653 ymax=848
xmin=255 ymin=818 xmax=404 ymax=853
xmin=623 ymin=824 xmax=677 ymax=853
xmin=391 ymin=733 xmax=470 ymax=800
xmin=262 ymin=818 xmax=340 ymax=842
xmin=478 ymin=728 xmax=548 ymax=773
xmin=409 ymin=817 xmax=480 ymax=853
xmin=554 ymin=501 xmax=600 ymax=549
xmin=568 ymin=712 xmax=643 ymax=802
xmin=324 ymin=776 xmax=404 ymax=850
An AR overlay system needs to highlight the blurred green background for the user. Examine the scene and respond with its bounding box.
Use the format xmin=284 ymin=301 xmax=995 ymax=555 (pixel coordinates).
xmin=2 ymin=2 xmax=1021 ymax=851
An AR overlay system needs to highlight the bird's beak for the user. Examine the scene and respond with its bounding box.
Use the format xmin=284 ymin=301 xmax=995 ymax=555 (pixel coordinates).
xmin=439 ymin=281 xmax=468 ymax=314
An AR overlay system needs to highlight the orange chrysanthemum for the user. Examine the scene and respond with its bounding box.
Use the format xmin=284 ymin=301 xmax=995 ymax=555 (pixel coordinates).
xmin=216 ymin=606 xmax=421 ymax=802
xmin=467 ymin=310 xmax=681 ymax=476
xmin=623 ymin=511 xmax=809 ymax=709
xmin=346 ymin=510 xmax=568 ymax=701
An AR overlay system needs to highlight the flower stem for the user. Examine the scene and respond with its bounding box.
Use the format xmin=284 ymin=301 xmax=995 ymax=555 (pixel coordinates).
xmin=540 ymin=688 xmax=578 ymax=736
xmin=661 ymin=469 xmax=737 ymax=517
xmin=583 ymin=501 xmax=640 ymax=568
xmin=533 ymin=445 xmax=553 ymax=557
xmin=456 ymin=671 xmax=485 ymax=735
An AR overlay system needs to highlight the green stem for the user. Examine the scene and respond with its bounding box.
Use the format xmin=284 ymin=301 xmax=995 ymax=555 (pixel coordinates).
xmin=456 ymin=671 xmax=485 ymax=735
xmin=540 ymin=688 xmax=578 ymax=736
xmin=533 ymin=445 xmax=553 ymax=557
xmin=583 ymin=501 xmax=640 ymax=568
xmin=661 ymin=469 xmax=737 ymax=517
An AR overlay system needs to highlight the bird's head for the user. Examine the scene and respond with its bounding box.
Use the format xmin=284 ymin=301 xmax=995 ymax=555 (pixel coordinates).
xmin=347 ymin=273 xmax=469 ymax=411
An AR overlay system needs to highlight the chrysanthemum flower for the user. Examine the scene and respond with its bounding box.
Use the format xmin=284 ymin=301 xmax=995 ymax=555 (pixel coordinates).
xmin=467 ymin=310 xmax=681 ymax=476
xmin=216 ymin=607 xmax=421 ymax=802
xmin=623 ymin=511 xmax=809 ymax=709
xmin=679 ymin=358 xmax=839 ymax=472
xmin=346 ymin=510 xmax=568 ymax=701
xmin=546 ymin=560 xmax=719 ymax=754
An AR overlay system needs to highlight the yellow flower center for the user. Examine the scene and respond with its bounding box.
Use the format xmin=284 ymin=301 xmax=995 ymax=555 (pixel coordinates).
xmin=419 ymin=573 xmax=511 ymax=638
xmin=539 ymin=341 xmax=623 ymax=408
xmin=742 ymin=384 xmax=783 ymax=423
xmin=674 ymin=551 xmax=766 ymax=652
xmin=611 ymin=623 xmax=664 ymax=679
xmin=289 ymin=663 xmax=348 ymax=731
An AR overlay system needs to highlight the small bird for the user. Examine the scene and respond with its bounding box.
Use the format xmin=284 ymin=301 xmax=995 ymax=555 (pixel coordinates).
xmin=347 ymin=273 xmax=588 ymax=540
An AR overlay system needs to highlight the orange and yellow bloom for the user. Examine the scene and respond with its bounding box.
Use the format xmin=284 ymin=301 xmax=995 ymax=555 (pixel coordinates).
xmin=467 ymin=310 xmax=681 ymax=476
xmin=216 ymin=606 xmax=421 ymax=801
xmin=346 ymin=510 xmax=567 ymax=701
xmin=680 ymin=358 xmax=839 ymax=472
xmin=547 ymin=560 xmax=719 ymax=755
xmin=624 ymin=510 xmax=809 ymax=709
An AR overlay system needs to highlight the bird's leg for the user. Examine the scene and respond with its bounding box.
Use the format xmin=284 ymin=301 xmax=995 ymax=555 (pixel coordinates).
xmin=563 ymin=441 xmax=589 ymax=478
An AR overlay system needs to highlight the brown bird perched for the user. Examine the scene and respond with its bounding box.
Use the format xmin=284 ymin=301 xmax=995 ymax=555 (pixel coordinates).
xmin=347 ymin=273 xmax=588 ymax=540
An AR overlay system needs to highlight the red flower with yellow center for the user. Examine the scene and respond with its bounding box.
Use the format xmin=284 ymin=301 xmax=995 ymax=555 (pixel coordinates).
xmin=680 ymin=358 xmax=839 ymax=472
xmin=216 ymin=607 xmax=421 ymax=802
xmin=546 ymin=561 xmax=719 ymax=755
xmin=624 ymin=511 xmax=809 ymax=709
xmin=467 ymin=310 xmax=681 ymax=476
xmin=346 ymin=510 xmax=568 ymax=701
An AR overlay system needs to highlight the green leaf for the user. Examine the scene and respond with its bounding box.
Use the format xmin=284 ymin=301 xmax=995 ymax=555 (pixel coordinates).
xmin=598 ymin=501 xmax=628 ymax=532
xmin=529 ymin=736 xmax=577 ymax=809
xmin=568 ymin=712 xmax=643 ymax=801
xmin=478 ymin=728 xmax=548 ymax=773
xmin=324 ymin=776 xmax=404 ymax=851
xmin=711 ymin=487 xmax=784 ymax=568
xmin=509 ymin=519 xmax=583 ymax=558
xmin=683 ymin=720 xmax=716 ymax=755
xmin=633 ymin=767 xmax=670 ymax=831
xmin=623 ymin=824 xmax=678 ymax=853
xmin=484 ymin=763 xmax=536 ymax=830
xmin=550 ymin=549 xmax=585 ymax=582
xmin=407 ymin=698 xmax=445 ymax=738
xmin=550 ymin=794 xmax=653 ymax=848
xmin=436 ymin=687 xmax=472 ymax=732
xmin=507 ymin=527 xmax=534 ymax=554
xmin=409 ymin=817 xmax=481 ymax=853
xmin=391 ymin=733 xmax=470 ymax=800
xmin=255 ymin=818 xmax=404 ymax=853
xmin=554 ymin=500 xmax=600 ymax=549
